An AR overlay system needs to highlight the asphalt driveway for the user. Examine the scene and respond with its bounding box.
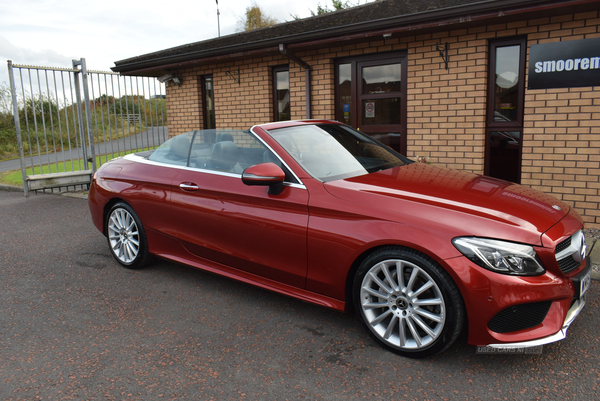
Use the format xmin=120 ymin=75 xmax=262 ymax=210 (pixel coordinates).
xmin=0 ymin=189 xmax=598 ymax=400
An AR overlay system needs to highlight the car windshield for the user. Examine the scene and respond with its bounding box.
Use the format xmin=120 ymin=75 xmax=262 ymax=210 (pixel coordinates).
xmin=267 ymin=124 xmax=410 ymax=181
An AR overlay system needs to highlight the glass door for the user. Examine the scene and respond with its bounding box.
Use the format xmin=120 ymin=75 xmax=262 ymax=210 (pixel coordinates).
xmin=336 ymin=52 xmax=407 ymax=155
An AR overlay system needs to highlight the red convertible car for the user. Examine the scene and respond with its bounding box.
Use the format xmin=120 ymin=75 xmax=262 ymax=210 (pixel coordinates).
xmin=88 ymin=120 xmax=591 ymax=358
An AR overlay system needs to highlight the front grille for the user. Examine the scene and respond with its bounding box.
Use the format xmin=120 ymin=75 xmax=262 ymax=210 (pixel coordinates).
xmin=558 ymin=256 xmax=580 ymax=274
xmin=554 ymin=231 xmax=585 ymax=275
xmin=488 ymin=301 xmax=553 ymax=333
xmin=555 ymin=237 xmax=572 ymax=254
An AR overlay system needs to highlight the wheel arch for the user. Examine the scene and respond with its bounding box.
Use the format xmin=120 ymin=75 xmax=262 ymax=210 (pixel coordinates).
xmin=102 ymin=197 xmax=129 ymax=236
xmin=344 ymin=243 xmax=467 ymax=320
xmin=347 ymin=244 xmax=468 ymax=356
xmin=345 ymin=245 xmax=390 ymax=313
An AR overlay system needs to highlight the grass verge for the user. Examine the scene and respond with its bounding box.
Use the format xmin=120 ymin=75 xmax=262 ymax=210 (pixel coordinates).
xmin=0 ymin=148 xmax=153 ymax=187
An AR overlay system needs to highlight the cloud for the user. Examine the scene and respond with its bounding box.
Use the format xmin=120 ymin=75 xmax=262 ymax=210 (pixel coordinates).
xmin=0 ymin=0 xmax=376 ymax=85
xmin=0 ymin=35 xmax=75 ymax=67
xmin=0 ymin=35 xmax=78 ymax=84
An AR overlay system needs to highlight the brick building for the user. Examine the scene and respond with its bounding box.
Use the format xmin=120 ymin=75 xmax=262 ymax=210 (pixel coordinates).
xmin=112 ymin=0 xmax=600 ymax=227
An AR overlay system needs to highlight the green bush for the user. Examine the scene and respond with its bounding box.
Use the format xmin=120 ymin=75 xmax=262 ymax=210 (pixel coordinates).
xmin=0 ymin=83 xmax=18 ymax=159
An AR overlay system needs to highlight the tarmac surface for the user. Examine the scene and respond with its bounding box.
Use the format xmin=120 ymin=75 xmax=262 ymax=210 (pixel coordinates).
xmin=0 ymin=189 xmax=599 ymax=400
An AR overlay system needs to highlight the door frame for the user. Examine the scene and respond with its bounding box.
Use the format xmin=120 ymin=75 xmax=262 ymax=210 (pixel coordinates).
xmin=335 ymin=51 xmax=408 ymax=155
xmin=484 ymin=36 xmax=527 ymax=183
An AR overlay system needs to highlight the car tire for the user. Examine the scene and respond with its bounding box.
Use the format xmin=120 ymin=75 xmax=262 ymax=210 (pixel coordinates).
xmin=353 ymin=246 xmax=464 ymax=358
xmin=106 ymin=202 xmax=150 ymax=269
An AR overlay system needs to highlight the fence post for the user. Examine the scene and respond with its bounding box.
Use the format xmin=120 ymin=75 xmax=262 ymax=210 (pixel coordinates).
xmin=72 ymin=60 xmax=88 ymax=168
xmin=7 ymin=60 xmax=29 ymax=196
xmin=73 ymin=58 xmax=97 ymax=173
xmin=80 ymin=59 xmax=97 ymax=173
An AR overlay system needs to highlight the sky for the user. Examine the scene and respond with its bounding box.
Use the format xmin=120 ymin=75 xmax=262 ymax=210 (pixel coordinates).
xmin=0 ymin=0 xmax=374 ymax=86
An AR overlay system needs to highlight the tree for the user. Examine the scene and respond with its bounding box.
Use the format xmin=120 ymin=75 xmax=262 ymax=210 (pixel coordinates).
xmin=0 ymin=83 xmax=12 ymax=115
xmin=310 ymin=0 xmax=358 ymax=16
xmin=237 ymin=3 xmax=279 ymax=32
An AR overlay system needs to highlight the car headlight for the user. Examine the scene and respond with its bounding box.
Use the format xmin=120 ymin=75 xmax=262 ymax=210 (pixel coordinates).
xmin=452 ymin=237 xmax=545 ymax=276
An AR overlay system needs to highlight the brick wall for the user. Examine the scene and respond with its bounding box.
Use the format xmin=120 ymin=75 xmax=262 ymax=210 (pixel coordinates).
xmin=404 ymin=30 xmax=488 ymax=173
xmin=522 ymin=11 xmax=600 ymax=227
xmin=165 ymin=10 xmax=600 ymax=227
xmin=165 ymin=67 xmax=202 ymax=134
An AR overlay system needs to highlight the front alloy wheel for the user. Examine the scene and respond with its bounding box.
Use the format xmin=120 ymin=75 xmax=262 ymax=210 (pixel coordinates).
xmin=354 ymin=247 xmax=464 ymax=358
xmin=106 ymin=202 xmax=149 ymax=269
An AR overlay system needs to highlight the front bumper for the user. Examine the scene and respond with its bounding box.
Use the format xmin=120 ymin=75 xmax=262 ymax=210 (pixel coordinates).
xmin=444 ymin=254 xmax=591 ymax=347
xmin=484 ymin=258 xmax=591 ymax=349
xmin=485 ymin=295 xmax=586 ymax=349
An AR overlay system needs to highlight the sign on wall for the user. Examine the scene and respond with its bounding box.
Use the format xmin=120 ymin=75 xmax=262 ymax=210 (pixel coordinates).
xmin=528 ymin=37 xmax=600 ymax=89
xmin=365 ymin=102 xmax=375 ymax=118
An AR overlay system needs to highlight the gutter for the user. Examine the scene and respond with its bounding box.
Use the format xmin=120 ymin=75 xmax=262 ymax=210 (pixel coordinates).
xmin=112 ymin=0 xmax=596 ymax=74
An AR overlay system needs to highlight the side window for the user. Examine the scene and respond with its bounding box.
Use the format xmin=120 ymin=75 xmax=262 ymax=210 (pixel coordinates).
xmin=188 ymin=130 xmax=298 ymax=183
xmin=148 ymin=132 xmax=194 ymax=166
xmin=150 ymin=130 xmax=299 ymax=183
xmin=197 ymin=130 xmax=267 ymax=174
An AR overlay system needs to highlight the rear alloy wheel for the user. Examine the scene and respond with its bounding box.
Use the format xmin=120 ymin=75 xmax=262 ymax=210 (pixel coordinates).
xmin=354 ymin=247 xmax=464 ymax=358
xmin=106 ymin=202 xmax=149 ymax=269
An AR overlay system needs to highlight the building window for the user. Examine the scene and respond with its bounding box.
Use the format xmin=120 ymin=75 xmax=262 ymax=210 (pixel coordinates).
xmin=485 ymin=37 xmax=527 ymax=184
xmin=202 ymin=75 xmax=215 ymax=129
xmin=338 ymin=63 xmax=352 ymax=125
xmin=273 ymin=66 xmax=290 ymax=121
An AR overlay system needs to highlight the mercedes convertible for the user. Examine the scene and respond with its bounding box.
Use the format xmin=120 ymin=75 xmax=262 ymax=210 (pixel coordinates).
xmin=88 ymin=120 xmax=591 ymax=357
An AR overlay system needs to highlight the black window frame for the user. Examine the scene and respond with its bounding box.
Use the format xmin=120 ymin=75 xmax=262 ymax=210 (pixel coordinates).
xmin=484 ymin=36 xmax=527 ymax=183
xmin=201 ymin=74 xmax=216 ymax=129
xmin=272 ymin=65 xmax=290 ymax=122
xmin=486 ymin=37 xmax=527 ymax=129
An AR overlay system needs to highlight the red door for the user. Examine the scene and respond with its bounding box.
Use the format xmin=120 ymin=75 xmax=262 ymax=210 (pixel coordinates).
xmin=170 ymin=170 xmax=309 ymax=288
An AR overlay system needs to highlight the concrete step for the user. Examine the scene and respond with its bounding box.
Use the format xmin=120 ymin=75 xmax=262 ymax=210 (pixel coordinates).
xmin=27 ymin=170 xmax=92 ymax=191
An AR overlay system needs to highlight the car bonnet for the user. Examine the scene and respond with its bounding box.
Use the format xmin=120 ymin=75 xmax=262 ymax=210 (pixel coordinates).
xmin=323 ymin=162 xmax=571 ymax=246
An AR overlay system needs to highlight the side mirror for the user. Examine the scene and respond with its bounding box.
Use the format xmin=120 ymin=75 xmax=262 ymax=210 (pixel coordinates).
xmin=242 ymin=163 xmax=285 ymax=195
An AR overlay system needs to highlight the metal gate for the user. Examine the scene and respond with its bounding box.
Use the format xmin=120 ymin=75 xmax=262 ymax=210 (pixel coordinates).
xmin=7 ymin=58 xmax=167 ymax=195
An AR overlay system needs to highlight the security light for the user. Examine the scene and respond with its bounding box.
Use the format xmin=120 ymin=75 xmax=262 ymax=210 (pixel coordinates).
xmin=157 ymin=74 xmax=182 ymax=86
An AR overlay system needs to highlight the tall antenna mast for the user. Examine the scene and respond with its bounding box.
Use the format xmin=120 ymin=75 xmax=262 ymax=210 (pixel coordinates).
xmin=216 ymin=0 xmax=221 ymax=37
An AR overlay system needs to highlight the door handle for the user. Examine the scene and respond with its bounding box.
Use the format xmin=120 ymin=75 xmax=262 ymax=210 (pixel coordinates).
xmin=179 ymin=182 xmax=199 ymax=191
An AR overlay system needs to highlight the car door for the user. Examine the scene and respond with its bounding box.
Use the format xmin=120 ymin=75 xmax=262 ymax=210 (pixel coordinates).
xmin=169 ymin=130 xmax=309 ymax=288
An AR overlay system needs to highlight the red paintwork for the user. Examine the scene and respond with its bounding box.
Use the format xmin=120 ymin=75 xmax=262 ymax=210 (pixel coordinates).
xmin=88 ymin=120 xmax=587 ymax=347
xmin=242 ymin=162 xmax=285 ymax=184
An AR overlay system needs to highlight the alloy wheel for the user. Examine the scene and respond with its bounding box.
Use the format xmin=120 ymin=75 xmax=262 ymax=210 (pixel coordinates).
xmin=359 ymin=259 xmax=446 ymax=350
xmin=108 ymin=207 xmax=140 ymax=265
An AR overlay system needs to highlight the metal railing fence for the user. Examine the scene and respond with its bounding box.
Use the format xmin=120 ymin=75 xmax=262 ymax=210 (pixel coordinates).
xmin=7 ymin=58 xmax=167 ymax=195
